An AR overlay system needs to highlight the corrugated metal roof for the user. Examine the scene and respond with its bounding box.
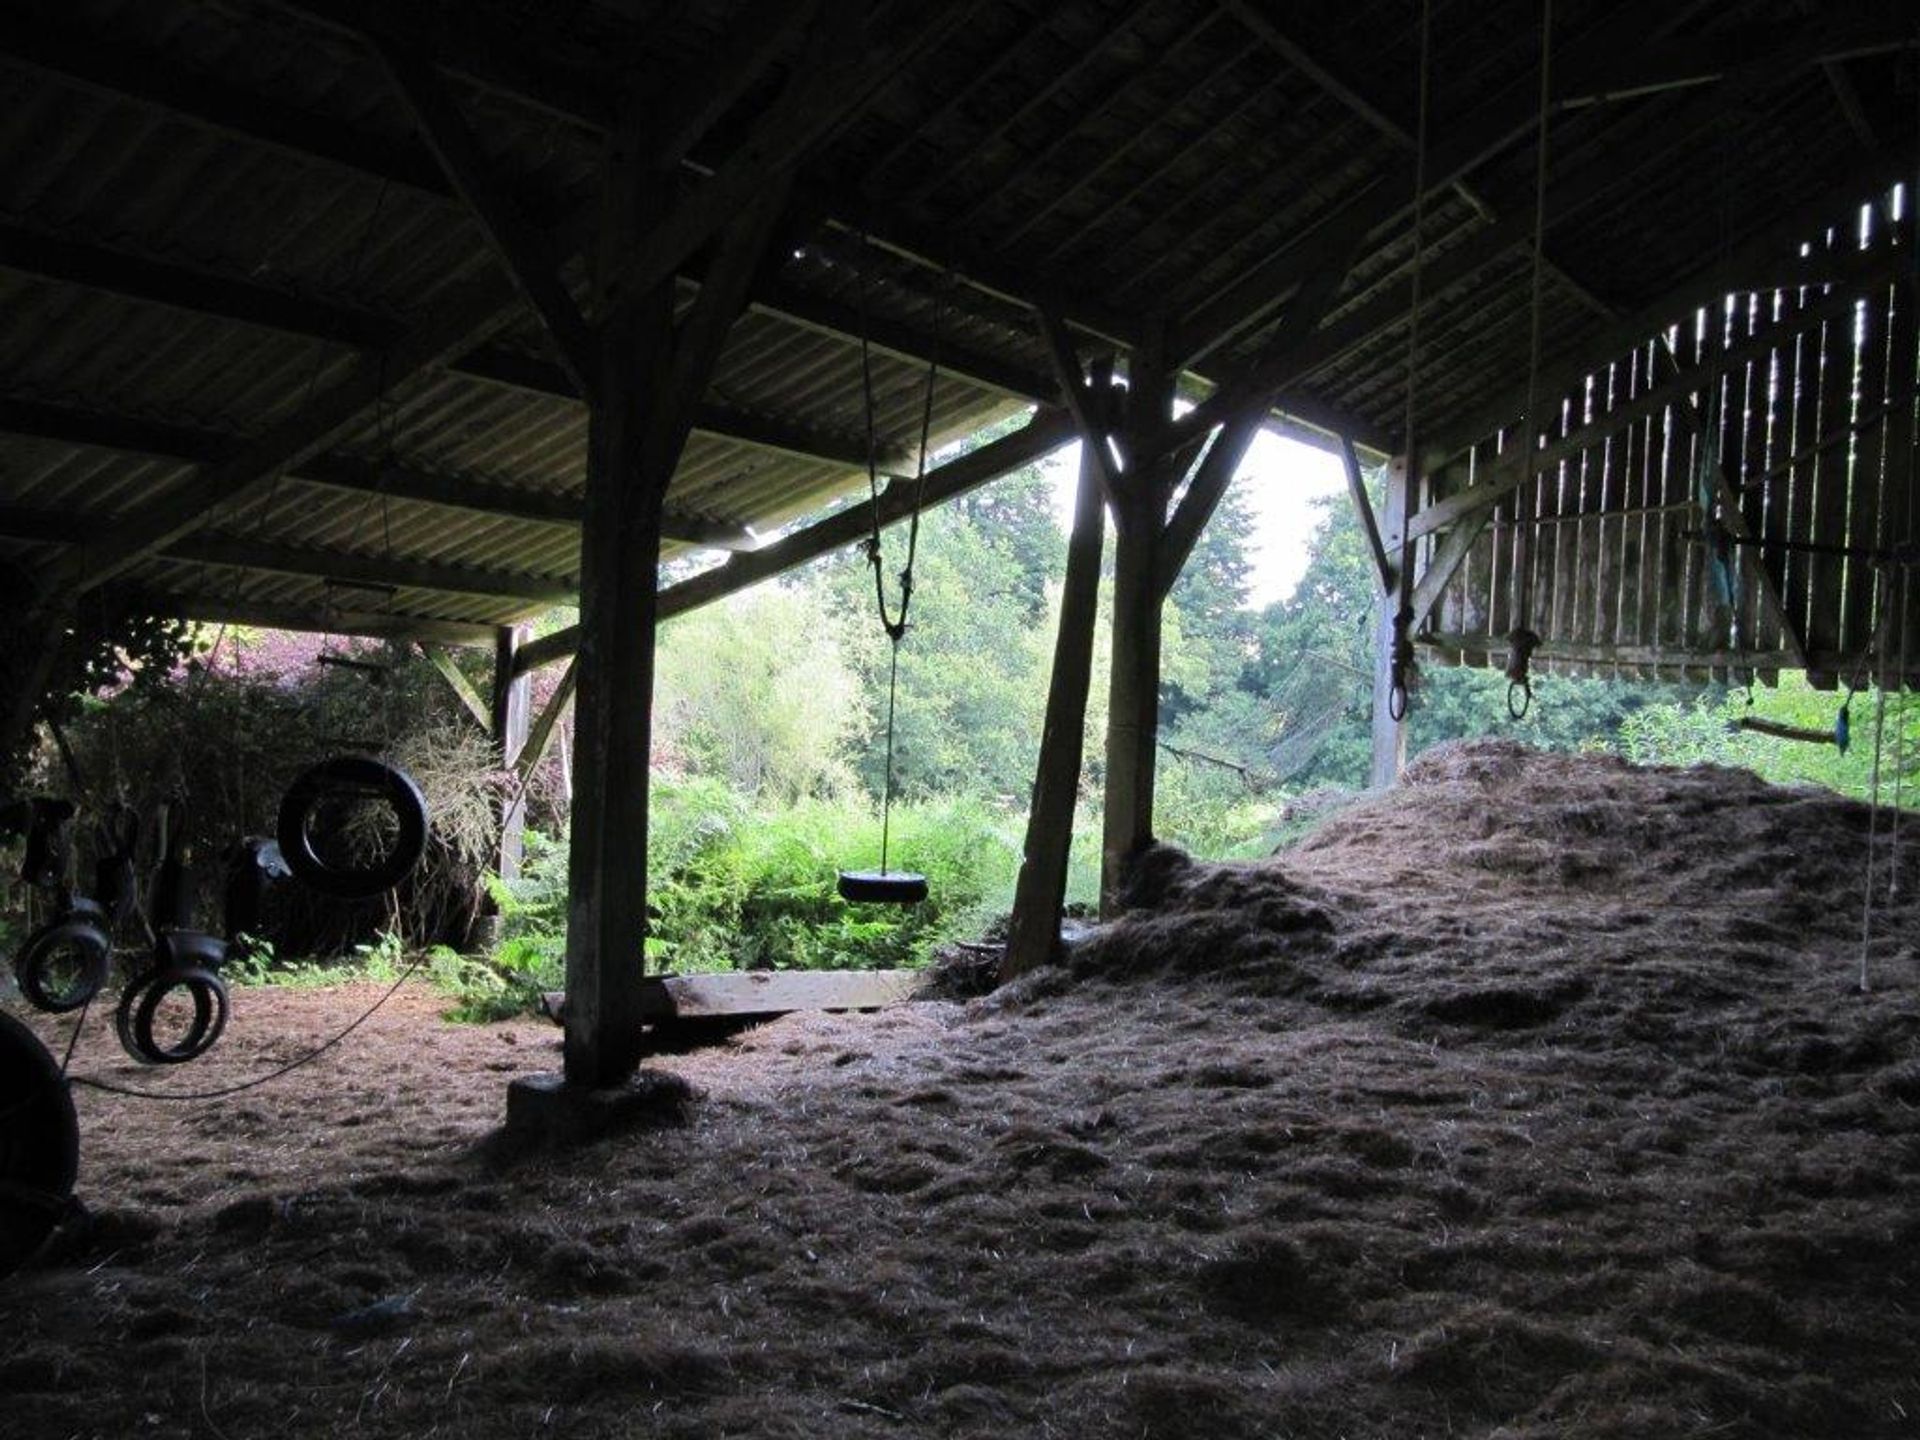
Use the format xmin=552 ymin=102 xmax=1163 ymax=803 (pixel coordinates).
xmin=0 ymin=0 xmax=1906 ymax=646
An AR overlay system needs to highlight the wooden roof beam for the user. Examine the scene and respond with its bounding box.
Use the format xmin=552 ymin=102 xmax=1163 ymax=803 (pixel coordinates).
xmin=131 ymin=593 xmax=499 ymax=646
xmin=376 ymin=41 xmax=600 ymax=396
xmin=0 ymin=225 xmax=927 ymax=471
xmin=164 ymin=535 xmax=575 ymax=604
xmin=0 ymin=395 xmax=759 ymax=551
xmin=0 ymin=20 xmax=1044 ymax=408
xmin=1171 ymin=0 xmax=1721 ymax=368
xmin=1426 ymin=149 xmax=1918 ymax=461
xmin=512 ymin=405 xmax=1081 ymax=674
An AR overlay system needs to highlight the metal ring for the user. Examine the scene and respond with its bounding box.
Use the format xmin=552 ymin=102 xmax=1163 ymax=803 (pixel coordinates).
xmin=277 ymin=756 xmax=428 ymax=900
xmin=1387 ymin=681 xmax=1409 ymax=722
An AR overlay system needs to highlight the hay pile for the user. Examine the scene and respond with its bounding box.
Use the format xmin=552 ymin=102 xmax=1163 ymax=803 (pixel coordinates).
xmin=3 ymin=741 xmax=1918 ymax=1439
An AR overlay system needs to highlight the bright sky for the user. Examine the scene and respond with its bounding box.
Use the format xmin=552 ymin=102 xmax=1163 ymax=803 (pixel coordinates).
xmin=1043 ymin=427 xmax=1350 ymax=609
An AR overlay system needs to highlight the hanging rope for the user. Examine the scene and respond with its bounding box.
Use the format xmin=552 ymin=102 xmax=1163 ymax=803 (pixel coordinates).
xmin=853 ymin=250 xmax=942 ymax=875
xmin=1504 ymin=0 xmax=1554 ymax=722
xmin=1386 ymin=0 xmax=1434 ymax=725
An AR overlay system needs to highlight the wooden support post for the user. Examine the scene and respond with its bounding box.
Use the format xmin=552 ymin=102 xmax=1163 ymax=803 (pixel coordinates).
xmin=1003 ymin=374 xmax=1111 ymax=979
xmin=491 ymin=625 xmax=532 ymax=881
xmin=1101 ymin=341 xmax=1176 ymax=917
xmin=1371 ymin=455 xmax=1414 ymax=789
xmin=561 ymin=82 xmax=795 ymax=1088
xmin=560 ymin=101 xmax=667 ymax=1090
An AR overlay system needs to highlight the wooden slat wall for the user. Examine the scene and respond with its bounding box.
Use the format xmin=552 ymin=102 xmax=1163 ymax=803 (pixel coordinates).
xmin=1425 ymin=186 xmax=1920 ymax=689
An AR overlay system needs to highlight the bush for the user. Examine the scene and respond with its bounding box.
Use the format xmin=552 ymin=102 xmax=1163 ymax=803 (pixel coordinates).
xmin=477 ymin=783 xmax=1026 ymax=1010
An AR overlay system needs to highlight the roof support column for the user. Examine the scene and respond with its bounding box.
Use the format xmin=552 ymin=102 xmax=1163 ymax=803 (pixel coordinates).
xmin=491 ymin=625 xmax=532 ymax=884
xmin=1100 ymin=336 xmax=1179 ymax=918
xmin=1003 ymin=366 xmax=1114 ymax=980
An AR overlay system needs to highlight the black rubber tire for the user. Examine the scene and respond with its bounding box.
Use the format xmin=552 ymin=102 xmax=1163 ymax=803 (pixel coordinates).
xmin=12 ymin=903 xmax=112 ymax=1014
xmin=116 ymin=965 xmax=229 ymax=1065
xmin=276 ymin=756 xmax=428 ymax=900
xmin=836 ymin=869 xmax=930 ymax=905
xmin=155 ymin=929 xmax=228 ymax=973
xmin=0 ymin=1008 xmax=79 ymax=1278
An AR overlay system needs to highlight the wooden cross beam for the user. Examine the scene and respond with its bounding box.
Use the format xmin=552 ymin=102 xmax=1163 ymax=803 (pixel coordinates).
xmin=0 ymin=396 xmax=761 ymax=552
xmin=1171 ymin=0 xmax=1720 ymax=367
xmin=419 ymin=642 xmax=493 ymax=733
xmin=376 ymin=41 xmax=601 ymax=397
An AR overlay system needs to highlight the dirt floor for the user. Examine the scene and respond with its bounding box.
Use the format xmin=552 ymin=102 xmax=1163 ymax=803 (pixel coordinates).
xmin=5 ymin=739 xmax=1920 ymax=1439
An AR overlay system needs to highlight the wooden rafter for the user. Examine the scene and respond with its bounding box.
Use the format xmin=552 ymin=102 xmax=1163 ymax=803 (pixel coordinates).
xmin=377 ymin=41 xmax=600 ymax=395
xmin=420 ymin=642 xmax=493 ymax=733
xmin=1340 ymin=436 xmax=1393 ymax=595
xmin=1427 ymin=159 xmax=1919 ymax=461
xmin=0 ymin=15 xmax=1037 ymax=409
xmin=510 ymin=406 xmax=1080 ymax=674
xmin=0 ymin=396 xmax=760 ymax=551
xmin=1036 ymin=309 xmax=1122 ymax=496
xmin=1172 ymin=0 xmax=1718 ymax=365
xmin=34 ymin=263 xmax=528 ymax=597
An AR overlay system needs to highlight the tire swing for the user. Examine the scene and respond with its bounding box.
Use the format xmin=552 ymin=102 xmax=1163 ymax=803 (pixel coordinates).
xmin=836 ymin=277 xmax=940 ymax=908
xmin=9 ymin=800 xmax=111 ymax=1015
xmin=276 ymin=754 xmax=428 ymax=901
xmin=13 ymin=898 xmax=112 ymax=1015
xmin=0 ymin=1008 xmax=79 ymax=1279
xmin=115 ymin=801 xmax=231 ymax=1066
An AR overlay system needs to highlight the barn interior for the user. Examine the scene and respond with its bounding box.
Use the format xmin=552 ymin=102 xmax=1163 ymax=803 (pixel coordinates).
xmin=3 ymin=1 xmax=1920 ymax=1433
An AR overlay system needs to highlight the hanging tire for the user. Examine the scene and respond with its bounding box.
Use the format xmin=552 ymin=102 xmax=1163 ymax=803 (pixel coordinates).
xmin=276 ymin=756 xmax=428 ymax=900
xmin=115 ymin=962 xmax=229 ymax=1066
xmin=12 ymin=901 xmax=112 ymax=1014
xmin=837 ymin=870 xmax=929 ymax=905
xmin=0 ymin=1008 xmax=78 ymax=1278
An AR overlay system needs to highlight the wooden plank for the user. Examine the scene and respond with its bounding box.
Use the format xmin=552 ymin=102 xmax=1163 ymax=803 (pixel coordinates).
xmin=1036 ymin=307 xmax=1122 ymax=496
xmin=1845 ymin=281 xmax=1894 ymax=659
xmin=647 ymin=969 xmax=926 ymax=1019
xmin=543 ymin=969 xmax=925 ymax=1025
xmin=1412 ymin=250 xmax=1909 ymax=543
xmin=1342 ymin=436 xmax=1393 ymax=594
xmin=492 ymin=625 xmax=532 ymax=881
xmin=420 ymin=642 xmax=492 ymax=734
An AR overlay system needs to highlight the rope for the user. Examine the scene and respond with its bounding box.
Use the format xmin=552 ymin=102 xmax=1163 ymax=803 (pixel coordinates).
xmin=60 ymin=954 xmax=424 ymax=1103
xmin=1385 ymin=0 xmax=1433 ymax=724
xmin=853 ymin=249 xmax=943 ymax=867
xmin=1505 ymin=0 xmax=1553 ymax=716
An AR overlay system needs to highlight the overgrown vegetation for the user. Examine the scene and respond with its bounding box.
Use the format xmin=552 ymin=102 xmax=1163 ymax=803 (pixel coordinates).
xmin=6 ymin=441 xmax=1912 ymax=1024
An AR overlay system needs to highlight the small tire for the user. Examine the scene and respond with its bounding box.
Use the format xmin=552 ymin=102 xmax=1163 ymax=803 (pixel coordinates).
xmin=0 ymin=1008 xmax=78 ymax=1278
xmin=13 ymin=903 xmax=112 ymax=1014
xmin=277 ymin=756 xmax=428 ymax=900
xmin=116 ymin=965 xmax=230 ymax=1065
xmin=836 ymin=870 xmax=929 ymax=905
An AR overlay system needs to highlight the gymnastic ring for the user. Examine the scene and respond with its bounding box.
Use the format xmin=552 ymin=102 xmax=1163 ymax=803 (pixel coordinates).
xmin=277 ymin=756 xmax=428 ymax=900
xmin=1387 ymin=680 xmax=1409 ymax=722
xmin=119 ymin=964 xmax=229 ymax=1065
xmin=1507 ymin=678 xmax=1532 ymax=721
xmin=12 ymin=900 xmax=112 ymax=1014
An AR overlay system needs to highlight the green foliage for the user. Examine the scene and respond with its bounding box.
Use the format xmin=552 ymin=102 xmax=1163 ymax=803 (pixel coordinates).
xmin=473 ymin=783 xmax=1024 ymax=1016
xmin=654 ymin=588 xmax=863 ymax=801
